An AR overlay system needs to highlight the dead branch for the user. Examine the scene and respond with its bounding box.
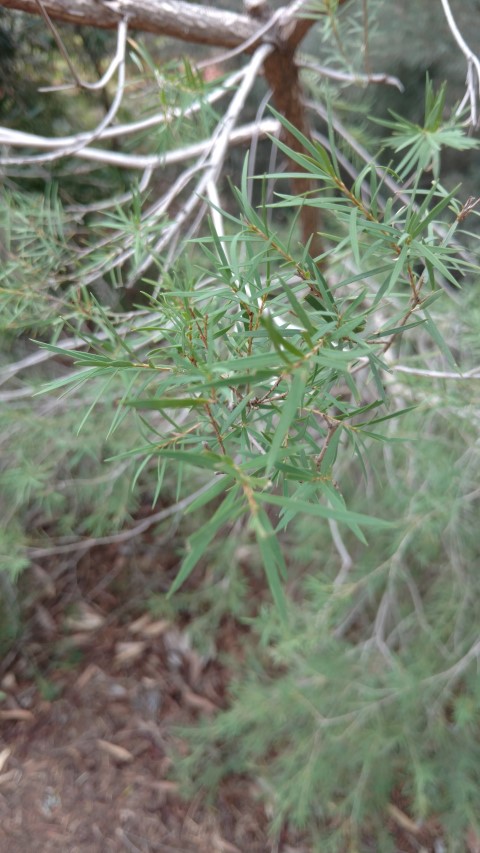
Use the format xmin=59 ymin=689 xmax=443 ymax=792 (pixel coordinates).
xmin=440 ymin=0 xmax=480 ymax=127
xmin=0 ymin=0 xmax=350 ymax=257
xmin=0 ymin=0 xmax=259 ymax=48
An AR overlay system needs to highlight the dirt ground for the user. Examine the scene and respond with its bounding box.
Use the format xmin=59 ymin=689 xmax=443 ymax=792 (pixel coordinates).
xmin=0 ymin=533 xmax=474 ymax=853
xmin=0 ymin=534 xmax=312 ymax=853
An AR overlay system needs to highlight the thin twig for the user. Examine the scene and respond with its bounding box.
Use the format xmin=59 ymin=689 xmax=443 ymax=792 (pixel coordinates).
xmin=0 ymin=19 xmax=129 ymax=167
xmin=440 ymin=0 xmax=480 ymax=126
xmin=315 ymin=414 xmax=340 ymax=469
xmin=0 ymin=68 xmax=246 ymax=151
xmin=300 ymin=59 xmax=404 ymax=91
xmin=34 ymin=0 xmax=123 ymax=93
xmin=330 ymin=519 xmax=353 ymax=587
xmin=391 ymin=364 xmax=480 ymax=380
xmin=123 ymin=42 xmax=273 ymax=288
xmin=26 ymin=477 xmax=223 ymax=558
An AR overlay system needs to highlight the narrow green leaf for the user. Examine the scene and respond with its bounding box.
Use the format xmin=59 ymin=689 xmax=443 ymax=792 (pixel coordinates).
xmin=318 ymin=425 xmax=342 ymax=473
xmin=185 ymin=475 xmax=230 ymax=514
xmin=153 ymin=449 xmax=226 ymax=471
xmin=409 ymin=187 xmax=457 ymax=239
xmin=251 ymin=508 xmax=287 ymax=619
xmin=124 ymin=397 xmax=211 ymax=410
xmin=372 ymin=318 xmax=426 ymax=338
xmin=268 ymin=106 xmax=331 ymax=166
xmin=257 ymin=492 xmax=393 ymax=531
xmin=349 ymin=208 xmax=361 ymax=270
xmin=265 ymin=371 xmax=307 ymax=475
xmin=417 ymin=242 xmax=459 ymax=287
xmin=422 ymin=308 xmax=457 ymax=367
xmin=373 ymin=244 xmax=409 ymax=303
xmin=277 ymin=278 xmax=316 ymax=336
xmin=356 ymin=404 xmax=417 ymax=427
xmin=168 ymin=487 xmax=242 ymax=597
xmin=260 ymin=311 xmax=303 ymax=358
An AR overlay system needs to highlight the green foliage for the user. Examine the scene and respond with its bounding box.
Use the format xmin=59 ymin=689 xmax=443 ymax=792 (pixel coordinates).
xmin=2 ymin=23 xmax=480 ymax=848
xmin=0 ymin=185 xmax=77 ymax=333
xmin=377 ymin=76 xmax=479 ymax=179
xmin=0 ymin=373 xmax=150 ymax=576
xmin=34 ymin=117 xmax=478 ymax=613
xmin=173 ymin=310 xmax=480 ymax=849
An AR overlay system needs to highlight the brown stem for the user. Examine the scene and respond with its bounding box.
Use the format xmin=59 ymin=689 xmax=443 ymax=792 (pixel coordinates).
xmin=315 ymin=415 xmax=340 ymax=470
xmin=260 ymin=0 xmax=349 ymax=259
xmin=264 ymin=47 xmax=324 ymax=257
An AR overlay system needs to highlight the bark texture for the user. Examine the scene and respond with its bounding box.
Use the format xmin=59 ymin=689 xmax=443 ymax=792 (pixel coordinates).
xmin=0 ymin=0 xmax=259 ymax=47
xmin=262 ymin=6 xmax=322 ymax=256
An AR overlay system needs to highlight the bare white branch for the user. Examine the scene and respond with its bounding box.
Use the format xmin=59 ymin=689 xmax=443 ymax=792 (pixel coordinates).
xmin=391 ymin=364 xmax=480 ymax=380
xmin=35 ymin=0 xmax=126 ymax=93
xmin=206 ymin=180 xmax=225 ymax=239
xmin=440 ymin=0 xmax=480 ymax=127
xmin=123 ymin=42 xmax=274 ymax=287
xmin=194 ymin=7 xmax=281 ymax=70
xmin=301 ymin=59 xmax=404 ymax=92
xmin=1 ymin=118 xmax=278 ymax=173
xmin=330 ymin=519 xmax=354 ymax=588
xmin=0 ymin=19 xmax=129 ymax=166
xmin=0 ymin=68 xmax=246 ymax=152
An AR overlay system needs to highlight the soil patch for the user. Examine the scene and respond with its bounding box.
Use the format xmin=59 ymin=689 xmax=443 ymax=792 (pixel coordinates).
xmin=0 ymin=538 xmax=307 ymax=852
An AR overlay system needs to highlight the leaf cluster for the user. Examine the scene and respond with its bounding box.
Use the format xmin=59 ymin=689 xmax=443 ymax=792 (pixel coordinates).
xmin=34 ymin=118 xmax=478 ymax=615
xmin=377 ymin=77 xmax=479 ymax=180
